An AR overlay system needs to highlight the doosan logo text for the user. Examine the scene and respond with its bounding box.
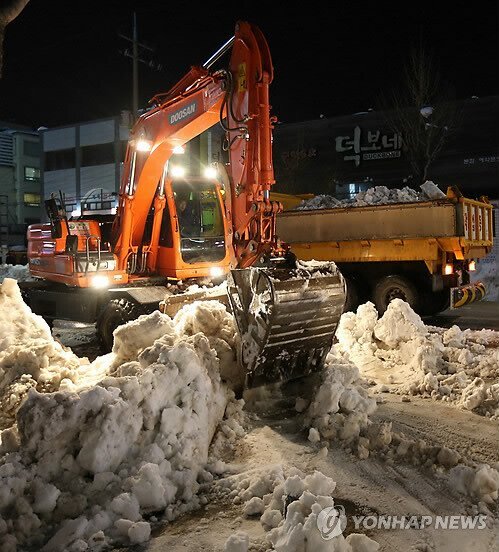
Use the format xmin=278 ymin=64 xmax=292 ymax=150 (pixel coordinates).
xmin=170 ymin=102 xmax=197 ymax=124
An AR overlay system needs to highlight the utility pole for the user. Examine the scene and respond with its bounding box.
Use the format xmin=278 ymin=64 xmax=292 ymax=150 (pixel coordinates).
xmin=132 ymin=12 xmax=138 ymax=118
xmin=119 ymin=13 xmax=164 ymax=122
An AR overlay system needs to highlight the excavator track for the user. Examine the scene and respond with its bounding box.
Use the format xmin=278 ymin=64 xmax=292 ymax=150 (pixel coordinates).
xmin=227 ymin=263 xmax=346 ymax=388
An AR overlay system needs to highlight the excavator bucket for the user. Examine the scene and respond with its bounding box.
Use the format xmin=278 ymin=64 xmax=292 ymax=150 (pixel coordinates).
xmin=227 ymin=263 xmax=346 ymax=388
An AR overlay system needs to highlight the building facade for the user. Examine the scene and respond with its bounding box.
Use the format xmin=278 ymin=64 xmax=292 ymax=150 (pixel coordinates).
xmin=41 ymin=113 xmax=131 ymax=217
xmin=272 ymin=96 xmax=499 ymax=200
xmin=41 ymin=113 xmax=225 ymax=217
xmin=0 ymin=125 xmax=41 ymax=247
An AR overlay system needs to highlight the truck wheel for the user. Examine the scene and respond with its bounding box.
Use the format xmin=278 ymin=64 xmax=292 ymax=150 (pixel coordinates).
xmin=96 ymin=299 xmax=138 ymax=352
xmin=344 ymin=277 xmax=360 ymax=313
xmin=373 ymin=275 xmax=420 ymax=314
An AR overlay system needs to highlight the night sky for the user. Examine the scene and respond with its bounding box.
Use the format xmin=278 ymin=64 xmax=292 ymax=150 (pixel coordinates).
xmin=1 ymin=0 xmax=497 ymax=129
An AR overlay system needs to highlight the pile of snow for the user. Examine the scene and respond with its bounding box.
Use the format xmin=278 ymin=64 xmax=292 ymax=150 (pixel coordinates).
xmin=219 ymin=465 xmax=379 ymax=551
xmin=297 ymin=299 xmax=499 ymax=506
xmin=296 ymin=183 xmax=435 ymax=210
xmin=225 ymin=531 xmax=250 ymax=552
xmin=0 ymin=278 xmax=243 ymax=551
xmin=449 ymin=464 xmax=499 ymax=505
xmin=0 ymin=264 xmax=35 ymax=283
xmin=335 ymin=299 xmax=499 ymax=417
xmin=0 ymin=279 xmax=87 ymax=430
xmin=302 ymin=361 xmax=377 ymax=446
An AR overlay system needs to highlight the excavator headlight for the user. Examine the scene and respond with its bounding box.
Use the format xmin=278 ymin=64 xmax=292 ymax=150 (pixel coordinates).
xmin=170 ymin=165 xmax=186 ymax=178
xmin=204 ymin=166 xmax=218 ymax=179
xmin=468 ymin=260 xmax=476 ymax=271
xmin=209 ymin=266 xmax=225 ymax=278
xmin=135 ymin=139 xmax=153 ymax=152
xmin=91 ymin=275 xmax=110 ymax=288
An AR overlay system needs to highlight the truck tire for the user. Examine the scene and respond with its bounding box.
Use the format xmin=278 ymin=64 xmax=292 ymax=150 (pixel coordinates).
xmin=344 ymin=277 xmax=360 ymax=313
xmin=96 ymin=299 xmax=139 ymax=352
xmin=373 ymin=275 xmax=420 ymax=314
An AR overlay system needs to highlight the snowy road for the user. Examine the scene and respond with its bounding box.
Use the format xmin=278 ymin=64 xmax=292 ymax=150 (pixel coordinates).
xmin=50 ymin=304 xmax=499 ymax=552
xmin=375 ymin=394 xmax=499 ymax=466
xmin=126 ymin=396 xmax=498 ymax=552
xmin=1 ymin=278 xmax=495 ymax=551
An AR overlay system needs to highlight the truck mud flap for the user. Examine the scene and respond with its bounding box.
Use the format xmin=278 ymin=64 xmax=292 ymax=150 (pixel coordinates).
xmin=450 ymin=282 xmax=486 ymax=308
xmin=227 ymin=264 xmax=346 ymax=388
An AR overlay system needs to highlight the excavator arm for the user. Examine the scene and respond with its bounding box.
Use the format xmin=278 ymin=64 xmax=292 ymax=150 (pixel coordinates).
xmin=112 ymin=21 xmax=281 ymax=274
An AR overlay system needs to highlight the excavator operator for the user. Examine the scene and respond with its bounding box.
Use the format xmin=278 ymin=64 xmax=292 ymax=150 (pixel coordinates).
xmin=176 ymin=197 xmax=196 ymax=237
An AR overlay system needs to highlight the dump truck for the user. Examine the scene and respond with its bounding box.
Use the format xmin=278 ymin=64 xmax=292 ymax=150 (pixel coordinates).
xmin=275 ymin=186 xmax=494 ymax=314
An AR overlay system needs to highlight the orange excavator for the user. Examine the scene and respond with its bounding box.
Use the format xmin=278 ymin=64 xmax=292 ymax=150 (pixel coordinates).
xmin=25 ymin=22 xmax=345 ymax=388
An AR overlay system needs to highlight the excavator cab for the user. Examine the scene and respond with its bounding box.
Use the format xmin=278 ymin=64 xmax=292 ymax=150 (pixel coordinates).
xmin=172 ymin=180 xmax=227 ymax=264
xmin=151 ymin=177 xmax=234 ymax=281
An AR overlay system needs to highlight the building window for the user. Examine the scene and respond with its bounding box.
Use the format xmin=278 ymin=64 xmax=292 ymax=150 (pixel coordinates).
xmin=81 ymin=143 xmax=115 ymax=166
xmin=24 ymin=166 xmax=40 ymax=182
xmin=24 ymin=193 xmax=41 ymax=207
xmin=44 ymin=149 xmax=76 ymax=171
xmin=23 ymin=140 xmax=40 ymax=157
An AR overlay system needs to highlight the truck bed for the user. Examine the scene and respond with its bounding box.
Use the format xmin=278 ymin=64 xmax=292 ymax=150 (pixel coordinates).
xmin=277 ymin=198 xmax=492 ymax=244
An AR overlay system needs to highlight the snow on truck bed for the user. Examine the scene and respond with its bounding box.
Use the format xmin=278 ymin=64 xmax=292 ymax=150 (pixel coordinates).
xmin=295 ymin=181 xmax=445 ymax=211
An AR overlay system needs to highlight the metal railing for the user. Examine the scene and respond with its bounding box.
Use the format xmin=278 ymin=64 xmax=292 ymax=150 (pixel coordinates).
xmin=83 ymin=235 xmax=102 ymax=273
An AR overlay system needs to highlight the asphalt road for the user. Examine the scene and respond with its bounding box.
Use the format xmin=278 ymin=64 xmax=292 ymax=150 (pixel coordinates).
xmin=424 ymin=300 xmax=499 ymax=331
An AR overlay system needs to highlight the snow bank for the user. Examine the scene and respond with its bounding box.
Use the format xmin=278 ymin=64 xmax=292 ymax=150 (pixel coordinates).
xmin=322 ymin=299 xmax=499 ymax=506
xmin=0 ymin=264 xmax=35 ymax=283
xmin=0 ymin=279 xmax=86 ymax=429
xmin=296 ymin=184 xmax=432 ymax=210
xmin=335 ymin=299 xmax=499 ymax=417
xmin=303 ymin=361 xmax=377 ymax=444
xmin=0 ymin=279 xmax=242 ymax=550
xmin=218 ymin=465 xmax=378 ymax=551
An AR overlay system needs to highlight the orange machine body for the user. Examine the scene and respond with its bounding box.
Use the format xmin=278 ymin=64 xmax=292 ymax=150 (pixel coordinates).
xmin=28 ymin=219 xmax=128 ymax=287
xmin=28 ymin=21 xmax=281 ymax=288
